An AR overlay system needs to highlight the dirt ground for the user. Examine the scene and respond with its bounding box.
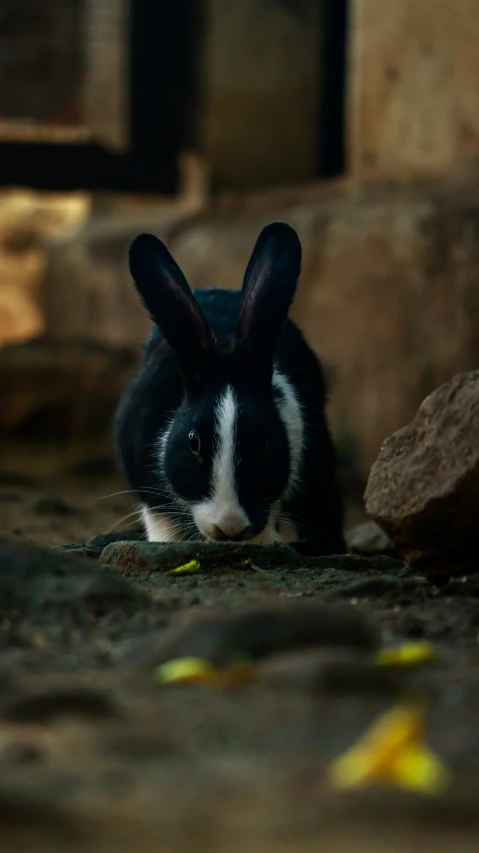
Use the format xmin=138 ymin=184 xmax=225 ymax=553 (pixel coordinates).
xmin=0 ymin=446 xmax=479 ymax=852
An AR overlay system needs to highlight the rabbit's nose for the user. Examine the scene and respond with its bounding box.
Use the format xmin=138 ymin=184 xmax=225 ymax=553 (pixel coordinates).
xmin=211 ymin=523 xmax=253 ymax=542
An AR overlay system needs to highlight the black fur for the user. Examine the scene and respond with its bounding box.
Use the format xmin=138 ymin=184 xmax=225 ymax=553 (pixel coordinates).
xmin=129 ymin=232 xmax=215 ymax=398
xmin=114 ymin=222 xmax=345 ymax=554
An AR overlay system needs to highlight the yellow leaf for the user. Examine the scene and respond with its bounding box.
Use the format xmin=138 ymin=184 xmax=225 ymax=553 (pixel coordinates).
xmin=166 ymin=560 xmax=201 ymax=575
xmin=328 ymin=702 xmax=450 ymax=796
xmin=155 ymin=657 xmax=256 ymax=687
xmin=374 ymin=642 xmax=439 ymax=668
xmin=155 ymin=657 xmax=214 ymax=684
xmin=391 ymin=744 xmax=450 ymax=795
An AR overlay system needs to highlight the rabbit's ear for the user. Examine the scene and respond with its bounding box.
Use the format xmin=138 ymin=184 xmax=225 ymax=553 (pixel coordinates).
xmin=129 ymin=233 xmax=215 ymax=396
xmin=235 ymin=222 xmax=302 ymax=371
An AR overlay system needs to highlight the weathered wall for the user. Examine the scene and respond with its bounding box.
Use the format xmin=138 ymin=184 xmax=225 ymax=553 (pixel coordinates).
xmin=348 ymin=0 xmax=479 ymax=181
xmin=170 ymin=181 xmax=479 ymax=479
xmin=42 ymin=204 xmax=195 ymax=347
xmin=202 ymin=0 xmax=323 ymax=190
xmin=0 ymin=191 xmax=90 ymax=346
xmin=41 ymin=176 xmax=479 ymax=479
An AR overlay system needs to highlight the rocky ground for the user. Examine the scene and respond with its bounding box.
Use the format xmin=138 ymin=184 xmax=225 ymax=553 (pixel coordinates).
xmin=0 ymin=441 xmax=478 ymax=853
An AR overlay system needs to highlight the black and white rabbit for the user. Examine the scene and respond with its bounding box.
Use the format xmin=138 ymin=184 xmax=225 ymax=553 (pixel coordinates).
xmin=114 ymin=222 xmax=345 ymax=555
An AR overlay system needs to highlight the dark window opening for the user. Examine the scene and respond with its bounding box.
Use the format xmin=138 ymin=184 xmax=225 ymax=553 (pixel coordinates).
xmin=130 ymin=0 xmax=203 ymax=182
xmin=0 ymin=0 xmax=201 ymax=193
xmin=318 ymin=0 xmax=348 ymax=178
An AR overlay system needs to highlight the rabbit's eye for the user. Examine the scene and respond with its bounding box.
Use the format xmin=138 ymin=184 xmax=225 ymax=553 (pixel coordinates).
xmin=188 ymin=429 xmax=201 ymax=456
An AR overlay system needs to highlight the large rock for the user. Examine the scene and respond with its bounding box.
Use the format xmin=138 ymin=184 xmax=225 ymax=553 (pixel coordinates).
xmin=0 ymin=534 xmax=145 ymax=611
xmin=364 ymin=371 xmax=479 ymax=574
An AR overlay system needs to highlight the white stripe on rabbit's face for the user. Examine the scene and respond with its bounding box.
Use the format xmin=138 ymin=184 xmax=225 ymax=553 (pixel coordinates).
xmin=192 ymin=385 xmax=251 ymax=541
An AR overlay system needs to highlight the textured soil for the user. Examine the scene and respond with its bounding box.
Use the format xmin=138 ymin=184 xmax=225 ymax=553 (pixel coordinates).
xmin=0 ymin=449 xmax=479 ymax=852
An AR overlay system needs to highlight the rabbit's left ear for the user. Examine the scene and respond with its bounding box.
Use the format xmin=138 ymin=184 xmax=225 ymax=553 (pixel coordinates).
xmin=235 ymin=222 xmax=302 ymax=371
xmin=129 ymin=233 xmax=215 ymax=398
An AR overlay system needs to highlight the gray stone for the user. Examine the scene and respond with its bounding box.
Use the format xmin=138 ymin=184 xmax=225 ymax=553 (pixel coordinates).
xmin=100 ymin=540 xmax=301 ymax=574
xmin=346 ymin=521 xmax=393 ymax=555
xmin=257 ymin=648 xmax=404 ymax=697
xmin=142 ymin=601 xmax=378 ymax=668
xmin=0 ymin=534 xmax=145 ymax=609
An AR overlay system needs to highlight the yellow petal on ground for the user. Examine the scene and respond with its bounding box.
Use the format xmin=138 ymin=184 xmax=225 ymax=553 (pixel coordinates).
xmin=391 ymin=744 xmax=450 ymax=795
xmin=374 ymin=641 xmax=439 ymax=668
xmin=155 ymin=657 xmax=256 ymax=687
xmin=328 ymin=702 xmax=450 ymax=796
xmin=155 ymin=657 xmax=214 ymax=684
xmin=166 ymin=560 xmax=201 ymax=575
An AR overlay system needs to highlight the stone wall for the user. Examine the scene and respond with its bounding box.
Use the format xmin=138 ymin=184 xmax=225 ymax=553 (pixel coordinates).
xmin=170 ymin=180 xmax=479 ymax=478
xmin=40 ymin=175 xmax=479 ymax=480
xmin=348 ymin=0 xmax=479 ymax=181
xmin=0 ymin=191 xmax=90 ymax=346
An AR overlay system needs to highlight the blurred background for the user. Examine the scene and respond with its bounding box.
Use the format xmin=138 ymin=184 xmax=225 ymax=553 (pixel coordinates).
xmin=0 ymin=0 xmax=478 ymax=531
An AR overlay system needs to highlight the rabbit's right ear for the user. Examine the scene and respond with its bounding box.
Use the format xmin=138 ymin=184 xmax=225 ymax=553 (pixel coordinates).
xmin=129 ymin=233 xmax=215 ymax=397
xmin=235 ymin=222 xmax=302 ymax=373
